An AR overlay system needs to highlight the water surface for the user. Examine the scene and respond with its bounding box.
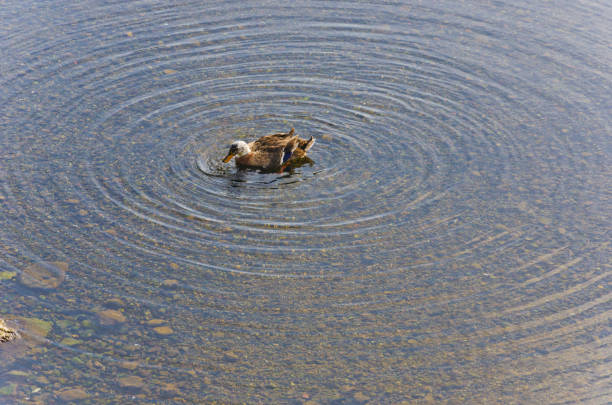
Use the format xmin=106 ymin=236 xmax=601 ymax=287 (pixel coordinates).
xmin=1 ymin=0 xmax=610 ymax=403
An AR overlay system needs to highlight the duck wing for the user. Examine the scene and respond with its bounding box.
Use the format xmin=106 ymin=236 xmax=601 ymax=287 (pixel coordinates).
xmin=251 ymin=128 xmax=296 ymax=151
xmin=238 ymin=129 xmax=298 ymax=170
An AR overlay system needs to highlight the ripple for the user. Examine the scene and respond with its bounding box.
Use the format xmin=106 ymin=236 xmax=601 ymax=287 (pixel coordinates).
xmin=1 ymin=0 xmax=610 ymax=402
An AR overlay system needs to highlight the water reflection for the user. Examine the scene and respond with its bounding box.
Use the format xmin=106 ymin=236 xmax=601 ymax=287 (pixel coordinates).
xmin=0 ymin=0 xmax=610 ymax=403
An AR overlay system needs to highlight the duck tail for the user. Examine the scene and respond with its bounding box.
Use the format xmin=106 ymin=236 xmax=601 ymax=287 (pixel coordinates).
xmin=300 ymin=136 xmax=316 ymax=152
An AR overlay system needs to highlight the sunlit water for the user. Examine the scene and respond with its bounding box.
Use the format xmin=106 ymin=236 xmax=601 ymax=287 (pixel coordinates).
xmin=1 ymin=0 xmax=610 ymax=403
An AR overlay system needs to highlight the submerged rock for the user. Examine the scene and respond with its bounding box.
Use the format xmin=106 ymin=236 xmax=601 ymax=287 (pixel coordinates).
xmin=60 ymin=337 xmax=81 ymax=346
xmin=57 ymin=388 xmax=90 ymax=401
xmin=222 ymin=350 xmax=239 ymax=362
xmin=0 ymin=317 xmax=53 ymax=368
xmin=19 ymin=317 xmax=53 ymax=338
xmin=119 ymin=360 xmax=140 ymax=370
xmin=104 ymin=298 xmax=125 ymax=309
xmin=0 ymin=317 xmax=52 ymax=344
xmin=353 ymin=392 xmax=369 ymax=402
xmin=0 ymin=383 xmax=17 ymax=396
xmin=160 ymin=382 xmax=181 ymax=395
xmin=0 ymin=271 xmax=16 ymax=281
xmin=145 ymin=319 xmax=166 ymax=326
xmin=153 ymin=326 xmax=173 ymax=335
xmin=118 ymin=375 xmax=145 ymax=389
xmin=97 ymin=309 xmax=126 ymax=325
xmin=0 ymin=319 xmax=17 ymax=343
xmin=19 ymin=261 xmax=67 ymax=289
xmin=161 ymin=279 xmax=179 ymax=288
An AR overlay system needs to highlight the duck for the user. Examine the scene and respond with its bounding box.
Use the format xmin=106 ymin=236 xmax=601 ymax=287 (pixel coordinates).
xmin=222 ymin=128 xmax=315 ymax=172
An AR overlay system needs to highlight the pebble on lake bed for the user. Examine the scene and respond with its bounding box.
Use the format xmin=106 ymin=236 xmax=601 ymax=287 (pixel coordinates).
xmin=104 ymin=298 xmax=125 ymax=308
xmin=353 ymin=392 xmax=369 ymax=402
xmin=145 ymin=319 xmax=166 ymax=326
xmin=97 ymin=309 xmax=126 ymax=325
xmin=19 ymin=261 xmax=67 ymax=289
xmin=222 ymin=351 xmax=239 ymax=362
xmin=160 ymin=382 xmax=181 ymax=394
xmin=118 ymin=375 xmax=145 ymax=389
xmin=57 ymin=388 xmax=90 ymax=401
xmin=161 ymin=279 xmax=179 ymax=288
xmin=119 ymin=360 xmax=140 ymax=370
xmin=153 ymin=326 xmax=173 ymax=335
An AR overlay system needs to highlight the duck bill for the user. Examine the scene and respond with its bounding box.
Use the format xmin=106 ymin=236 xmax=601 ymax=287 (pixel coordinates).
xmin=222 ymin=152 xmax=235 ymax=163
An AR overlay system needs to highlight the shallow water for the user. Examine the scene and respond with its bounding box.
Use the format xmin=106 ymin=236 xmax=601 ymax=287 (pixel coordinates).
xmin=1 ymin=0 xmax=610 ymax=403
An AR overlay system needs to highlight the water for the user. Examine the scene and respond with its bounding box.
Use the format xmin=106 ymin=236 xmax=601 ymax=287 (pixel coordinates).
xmin=1 ymin=0 xmax=610 ymax=403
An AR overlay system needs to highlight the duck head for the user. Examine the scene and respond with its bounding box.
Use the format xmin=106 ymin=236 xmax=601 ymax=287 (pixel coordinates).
xmin=222 ymin=141 xmax=250 ymax=163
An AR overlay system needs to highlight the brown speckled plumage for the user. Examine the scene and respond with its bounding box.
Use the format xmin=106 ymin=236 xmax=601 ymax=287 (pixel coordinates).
xmin=223 ymin=128 xmax=315 ymax=171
